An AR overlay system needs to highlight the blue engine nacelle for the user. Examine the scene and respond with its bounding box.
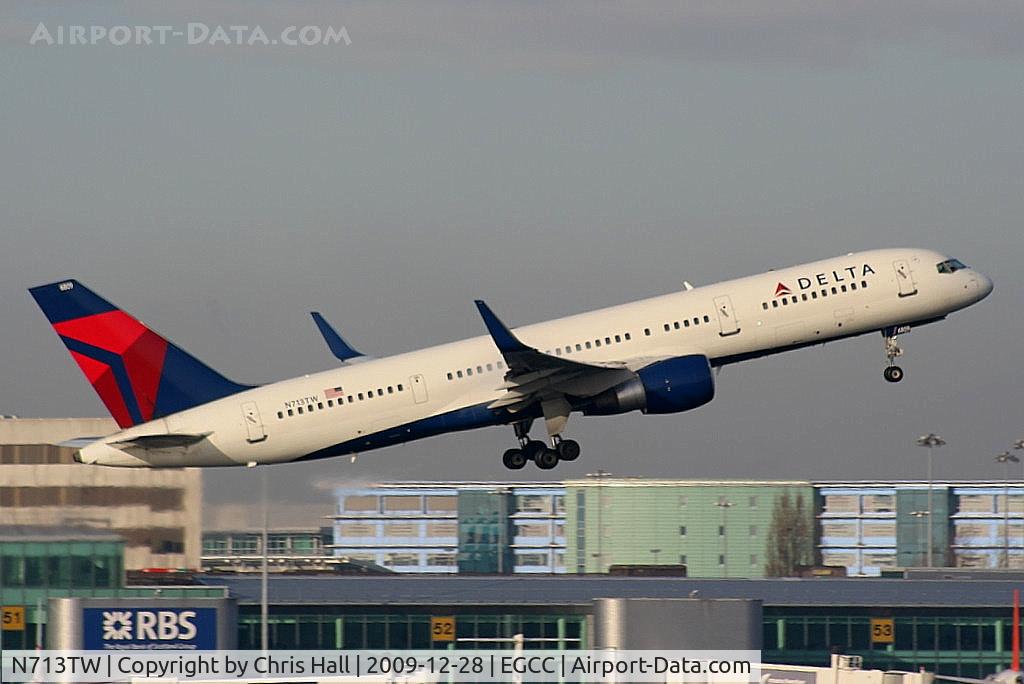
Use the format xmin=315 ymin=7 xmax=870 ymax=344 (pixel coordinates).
xmin=583 ymin=354 xmax=715 ymax=415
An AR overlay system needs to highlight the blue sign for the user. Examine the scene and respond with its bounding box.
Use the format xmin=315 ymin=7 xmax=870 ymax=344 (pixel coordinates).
xmin=83 ymin=608 xmax=217 ymax=650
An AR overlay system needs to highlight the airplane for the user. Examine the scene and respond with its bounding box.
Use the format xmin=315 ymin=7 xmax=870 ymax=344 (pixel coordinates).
xmin=28 ymin=248 xmax=992 ymax=470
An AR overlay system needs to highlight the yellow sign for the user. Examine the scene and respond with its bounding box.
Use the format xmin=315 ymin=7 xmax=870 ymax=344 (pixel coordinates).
xmin=431 ymin=616 xmax=455 ymax=642
xmin=871 ymin=618 xmax=894 ymax=644
xmin=1 ymin=606 xmax=25 ymax=631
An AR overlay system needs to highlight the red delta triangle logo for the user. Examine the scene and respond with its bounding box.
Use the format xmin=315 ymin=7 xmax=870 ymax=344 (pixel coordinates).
xmin=774 ymin=282 xmax=792 ymax=298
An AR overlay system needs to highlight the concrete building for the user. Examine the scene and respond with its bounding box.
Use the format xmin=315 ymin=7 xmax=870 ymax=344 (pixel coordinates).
xmin=816 ymin=482 xmax=1024 ymax=575
xmin=201 ymin=527 xmax=334 ymax=572
xmin=0 ymin=418 xmax=202 ymax=570
xmin=332 ymin=482 xmax=566 ymax=574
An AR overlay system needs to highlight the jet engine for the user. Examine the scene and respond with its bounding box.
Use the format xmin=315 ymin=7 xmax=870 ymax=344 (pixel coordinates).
xmin=583 ymin=354 xmax=715 ymax=415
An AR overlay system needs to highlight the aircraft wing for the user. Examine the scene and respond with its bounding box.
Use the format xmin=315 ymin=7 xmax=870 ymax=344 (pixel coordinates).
xmin=474 ymin=300 xmax=664 ymax=412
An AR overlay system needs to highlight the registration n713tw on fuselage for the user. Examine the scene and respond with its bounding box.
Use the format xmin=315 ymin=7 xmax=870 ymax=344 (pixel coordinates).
xmin=29 ymin=248 xmax=992 ymax=470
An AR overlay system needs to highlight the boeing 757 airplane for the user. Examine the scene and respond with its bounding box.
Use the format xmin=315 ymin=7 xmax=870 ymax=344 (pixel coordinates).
xmin=29 ymin=248 xmax=992 ymax=470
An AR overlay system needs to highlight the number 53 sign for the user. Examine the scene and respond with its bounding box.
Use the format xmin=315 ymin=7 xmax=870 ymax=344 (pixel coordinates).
xmin=871 ymin=618 xmax=894 ymax=644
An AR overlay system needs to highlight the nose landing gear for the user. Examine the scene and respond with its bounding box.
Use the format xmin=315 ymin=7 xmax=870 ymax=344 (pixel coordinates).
xmin=882 ymin=327 xmax=906 ymax=383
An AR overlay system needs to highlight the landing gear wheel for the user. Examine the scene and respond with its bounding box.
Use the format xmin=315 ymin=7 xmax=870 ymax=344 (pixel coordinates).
xmin=502 ymin=448 xmax=527 ymax=470
xmin=535 ymin=449 xmax=559 ymax=470
xmin=524 ymin=440 xmax=548 ymax=461
xmin=884 ymin=366 xmax=905 ymax=383
xmin=556 ymin=439 xmax=581 ymax=461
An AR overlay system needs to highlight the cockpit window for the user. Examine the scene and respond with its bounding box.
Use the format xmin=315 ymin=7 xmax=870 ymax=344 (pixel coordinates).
xmin=936 ymin=258 xmax=967 ymax=274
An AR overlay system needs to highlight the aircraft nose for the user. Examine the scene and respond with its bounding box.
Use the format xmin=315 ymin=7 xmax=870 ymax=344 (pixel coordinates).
xmin=975 ymin=272 xmax=994 ymax=300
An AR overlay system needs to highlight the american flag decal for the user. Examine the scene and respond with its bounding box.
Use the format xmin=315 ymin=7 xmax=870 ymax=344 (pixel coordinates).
xmin=324 ymin=386 xmax=344 ymax=399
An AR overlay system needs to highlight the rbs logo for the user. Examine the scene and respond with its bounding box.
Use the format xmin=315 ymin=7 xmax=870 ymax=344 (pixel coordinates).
xmin=83 ymin=607 xmax=216 ymax=649
xmin=101 ymin=610 xmax=197 ymax=641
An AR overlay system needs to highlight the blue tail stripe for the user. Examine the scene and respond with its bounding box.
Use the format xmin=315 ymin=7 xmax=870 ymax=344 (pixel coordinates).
xmin=152 ymin=344 xmax=253 ymax=418
xmin=61 ymin=336 xmax=144 ymax=426
xmin=29 ymin=280 xmax=117 ymax=325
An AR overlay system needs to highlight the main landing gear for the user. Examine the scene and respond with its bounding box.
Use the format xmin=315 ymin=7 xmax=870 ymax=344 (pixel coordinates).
xmin=882 ymin=328 xmax=905 ymax=383
xmin=501 ymin=419 xmax=581 ymax=470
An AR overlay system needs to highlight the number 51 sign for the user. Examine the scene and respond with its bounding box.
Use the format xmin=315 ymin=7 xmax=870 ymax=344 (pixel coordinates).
xmin=1 ymin=606 xmax=25 ymax=631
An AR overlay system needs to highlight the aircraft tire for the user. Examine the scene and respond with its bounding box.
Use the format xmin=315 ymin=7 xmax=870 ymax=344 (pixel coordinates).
xmin=535 ymin=449 xmax=559 ymax=470
xmin=502 ymin=449 xmax=528 ymax=470
xmin=884 ymin=366 xmax=905 ymax=383
xmin=557 ymin=439 xmax=581 ymax=461
xmin=524 ymin=440 xmax=548 ymax=461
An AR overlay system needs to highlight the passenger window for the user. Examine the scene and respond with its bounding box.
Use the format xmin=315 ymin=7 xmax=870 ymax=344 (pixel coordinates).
xmin=625 ymin=332 xmax=631 ymax=340
xmin=397 ymin=384 xmax=404 ymax=391
xmin=703 ymin=315 xmax=710 ymax=323
xmin=605 ymin=337 xmax=611 ymax=345
xmin=497 ymin=362 xmax=504 ymax=369
xmin=673 ymin=322 xmax=680 ymax=330
xmin=821 ymin=289 xmax=828 ymax=297
xmin=644 ymin=328 xmax=651 ymax=336
xmin=615 ymin=335 xmax=621 ymax=343
xmin=297 ymin=406 xmax=304 ymax=414
xmin=447 ymin=372 xmax=453 ymax=380
xmin=683 ymin=319 xmax=690 ymax=327
xmin=318 ymin=402 xmax=324 ymax=409
xmin=347 ymin=396 xmax=353 ymax=403
xmin=693 ymin=317 xmax=699 ymax=325
xmin=831 ymin=287 xmax=838 ymax=295
xmin=585 ymin=341 xmax=592 ymax=349
xmin=366 ymin=391 xmax=373 ymax=399
xmin=841 ymin=285 xmax=847 ymax=293
xmin=477 ymin=366 xmax=483 ymax=374
xmin=377 ymin=389 xmax=384 ymax=396
xmin=575 ymin=344 xmax=582 ymax=351
xmin=790 ymin=297 xmax=797 ymax=304
xmin=850 ymin=282 xmax=857 ymax=291
xmin=328 ymin=400 xmax=334 ymax=407
xmin=861 ymin=280 xmax=868 ymax=288
xmin=801 ymin=294 xmax=808 ymax=301
xmin=466 ymin=368 xmax=473 ymax=376
xmin=277 ymin=411 xmax=283 ymax=419
xmin=763 ymin=302 xmax=769 ymax=310
xmin=487 ymin=363 xmax=493 ymax=371
xmin=772 ymin=300 xmax=779 ymax=308
xmin=595 ymin=339 xmax=602 ymax=347
xmin=555 ymin=348 xmax=562 ymax=356
xmin=782 ymin=299 xmax=788 ymax=306
xmin=387 ymin=386 xmax=394 ymax=394
xmin=358 ymin=393 xmax=364 ymax=400
xmin=287 ymin=409 xmax=294 ymax=417
xmin=457 ymin=370 xmax=463 ymax=378
xmin=811 ymin=291 xmax=817 ymax=300
xmin=664 ymin=323 xmax=670 ymax=332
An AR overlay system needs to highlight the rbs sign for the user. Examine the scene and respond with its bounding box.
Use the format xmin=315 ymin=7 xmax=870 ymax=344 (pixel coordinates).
xmin=83 ymin=608 xmax=217 ymax=650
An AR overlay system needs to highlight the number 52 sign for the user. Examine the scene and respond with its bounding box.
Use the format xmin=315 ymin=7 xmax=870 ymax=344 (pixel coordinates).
xmin=431 ymin=616 xmax=455 ymax=642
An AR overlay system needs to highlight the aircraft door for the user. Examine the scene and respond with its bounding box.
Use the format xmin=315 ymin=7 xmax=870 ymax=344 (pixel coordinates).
xmin=893 ymin=259 xmax=918 ymax=297
xmin=241 ymin=401 xmax=267 ymax=443
xmin=713 ymin=295 xmax=740 ymax=336
xmin=409 ymin=374 xmax=428 ymax=404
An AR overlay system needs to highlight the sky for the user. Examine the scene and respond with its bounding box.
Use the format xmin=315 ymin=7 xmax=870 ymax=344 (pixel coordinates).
xmin=1 ymin=2 xmax=1023 ymax=511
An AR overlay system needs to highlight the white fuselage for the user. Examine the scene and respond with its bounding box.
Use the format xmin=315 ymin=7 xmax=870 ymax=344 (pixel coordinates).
xmin=79 ymin=248 xmax=992 ymax=467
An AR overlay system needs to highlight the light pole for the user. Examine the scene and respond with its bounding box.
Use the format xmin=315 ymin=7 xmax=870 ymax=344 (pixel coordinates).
xmin=910 ymin=511 xmax=929 ymax=567
xmin=715 ymin=498 xmax=734 ymax=577
xmin=1015 ymin=440 xmax=1024 ymax=555
xmin=586 ymin=470 xmax=612 ymax=573
xmin=995 ymin=452 xmax=1020 ymax=568
xmin=915 ymin=433 xmax=946 ymax=567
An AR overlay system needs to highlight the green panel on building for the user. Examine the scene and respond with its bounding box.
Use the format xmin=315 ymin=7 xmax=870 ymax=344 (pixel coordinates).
xmin=457 ymin=490 xmax=513 ymax=574
xmin=565 ymin=480 xmax=815 ymax=577
xmin=896 ymin=488 xmax=951 ymax=567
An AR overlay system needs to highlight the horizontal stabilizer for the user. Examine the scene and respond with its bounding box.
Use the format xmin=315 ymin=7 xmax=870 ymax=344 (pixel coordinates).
xmin=58 ymin=437 xmax=104 ymax=449
xmin=110 ymin=433 xmax=211 ymax=449
xmin=311 ymin=312 xmax=367 ymax=362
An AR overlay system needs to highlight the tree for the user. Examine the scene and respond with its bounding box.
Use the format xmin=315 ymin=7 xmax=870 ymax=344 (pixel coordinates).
xmin=765 ymin=491 xmax=815 ymax=576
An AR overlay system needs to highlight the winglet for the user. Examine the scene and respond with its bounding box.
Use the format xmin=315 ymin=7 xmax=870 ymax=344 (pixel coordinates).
xmin=474 ymin=300 xmax=531 ymax=354
xmin=311 ymin=312 xmax=365 ymax=362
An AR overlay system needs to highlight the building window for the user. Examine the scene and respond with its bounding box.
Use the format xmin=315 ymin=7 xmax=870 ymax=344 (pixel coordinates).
xmin=749 ymin=496 xmax=757 ymax=507
xmin=750 ymin=554 xmax=759 ymax=566
xmin=679 ymin=526 xmax=687 ymax=536
xmin=750 ymin=525 xmax=758 ymax=536
xmin=718 ymin=554 xmax=725 ymax=565
xmin=680 ymin=554 xmax=687 ymax=565
xmin=718 ymin=525 xmax=725 ymax=536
